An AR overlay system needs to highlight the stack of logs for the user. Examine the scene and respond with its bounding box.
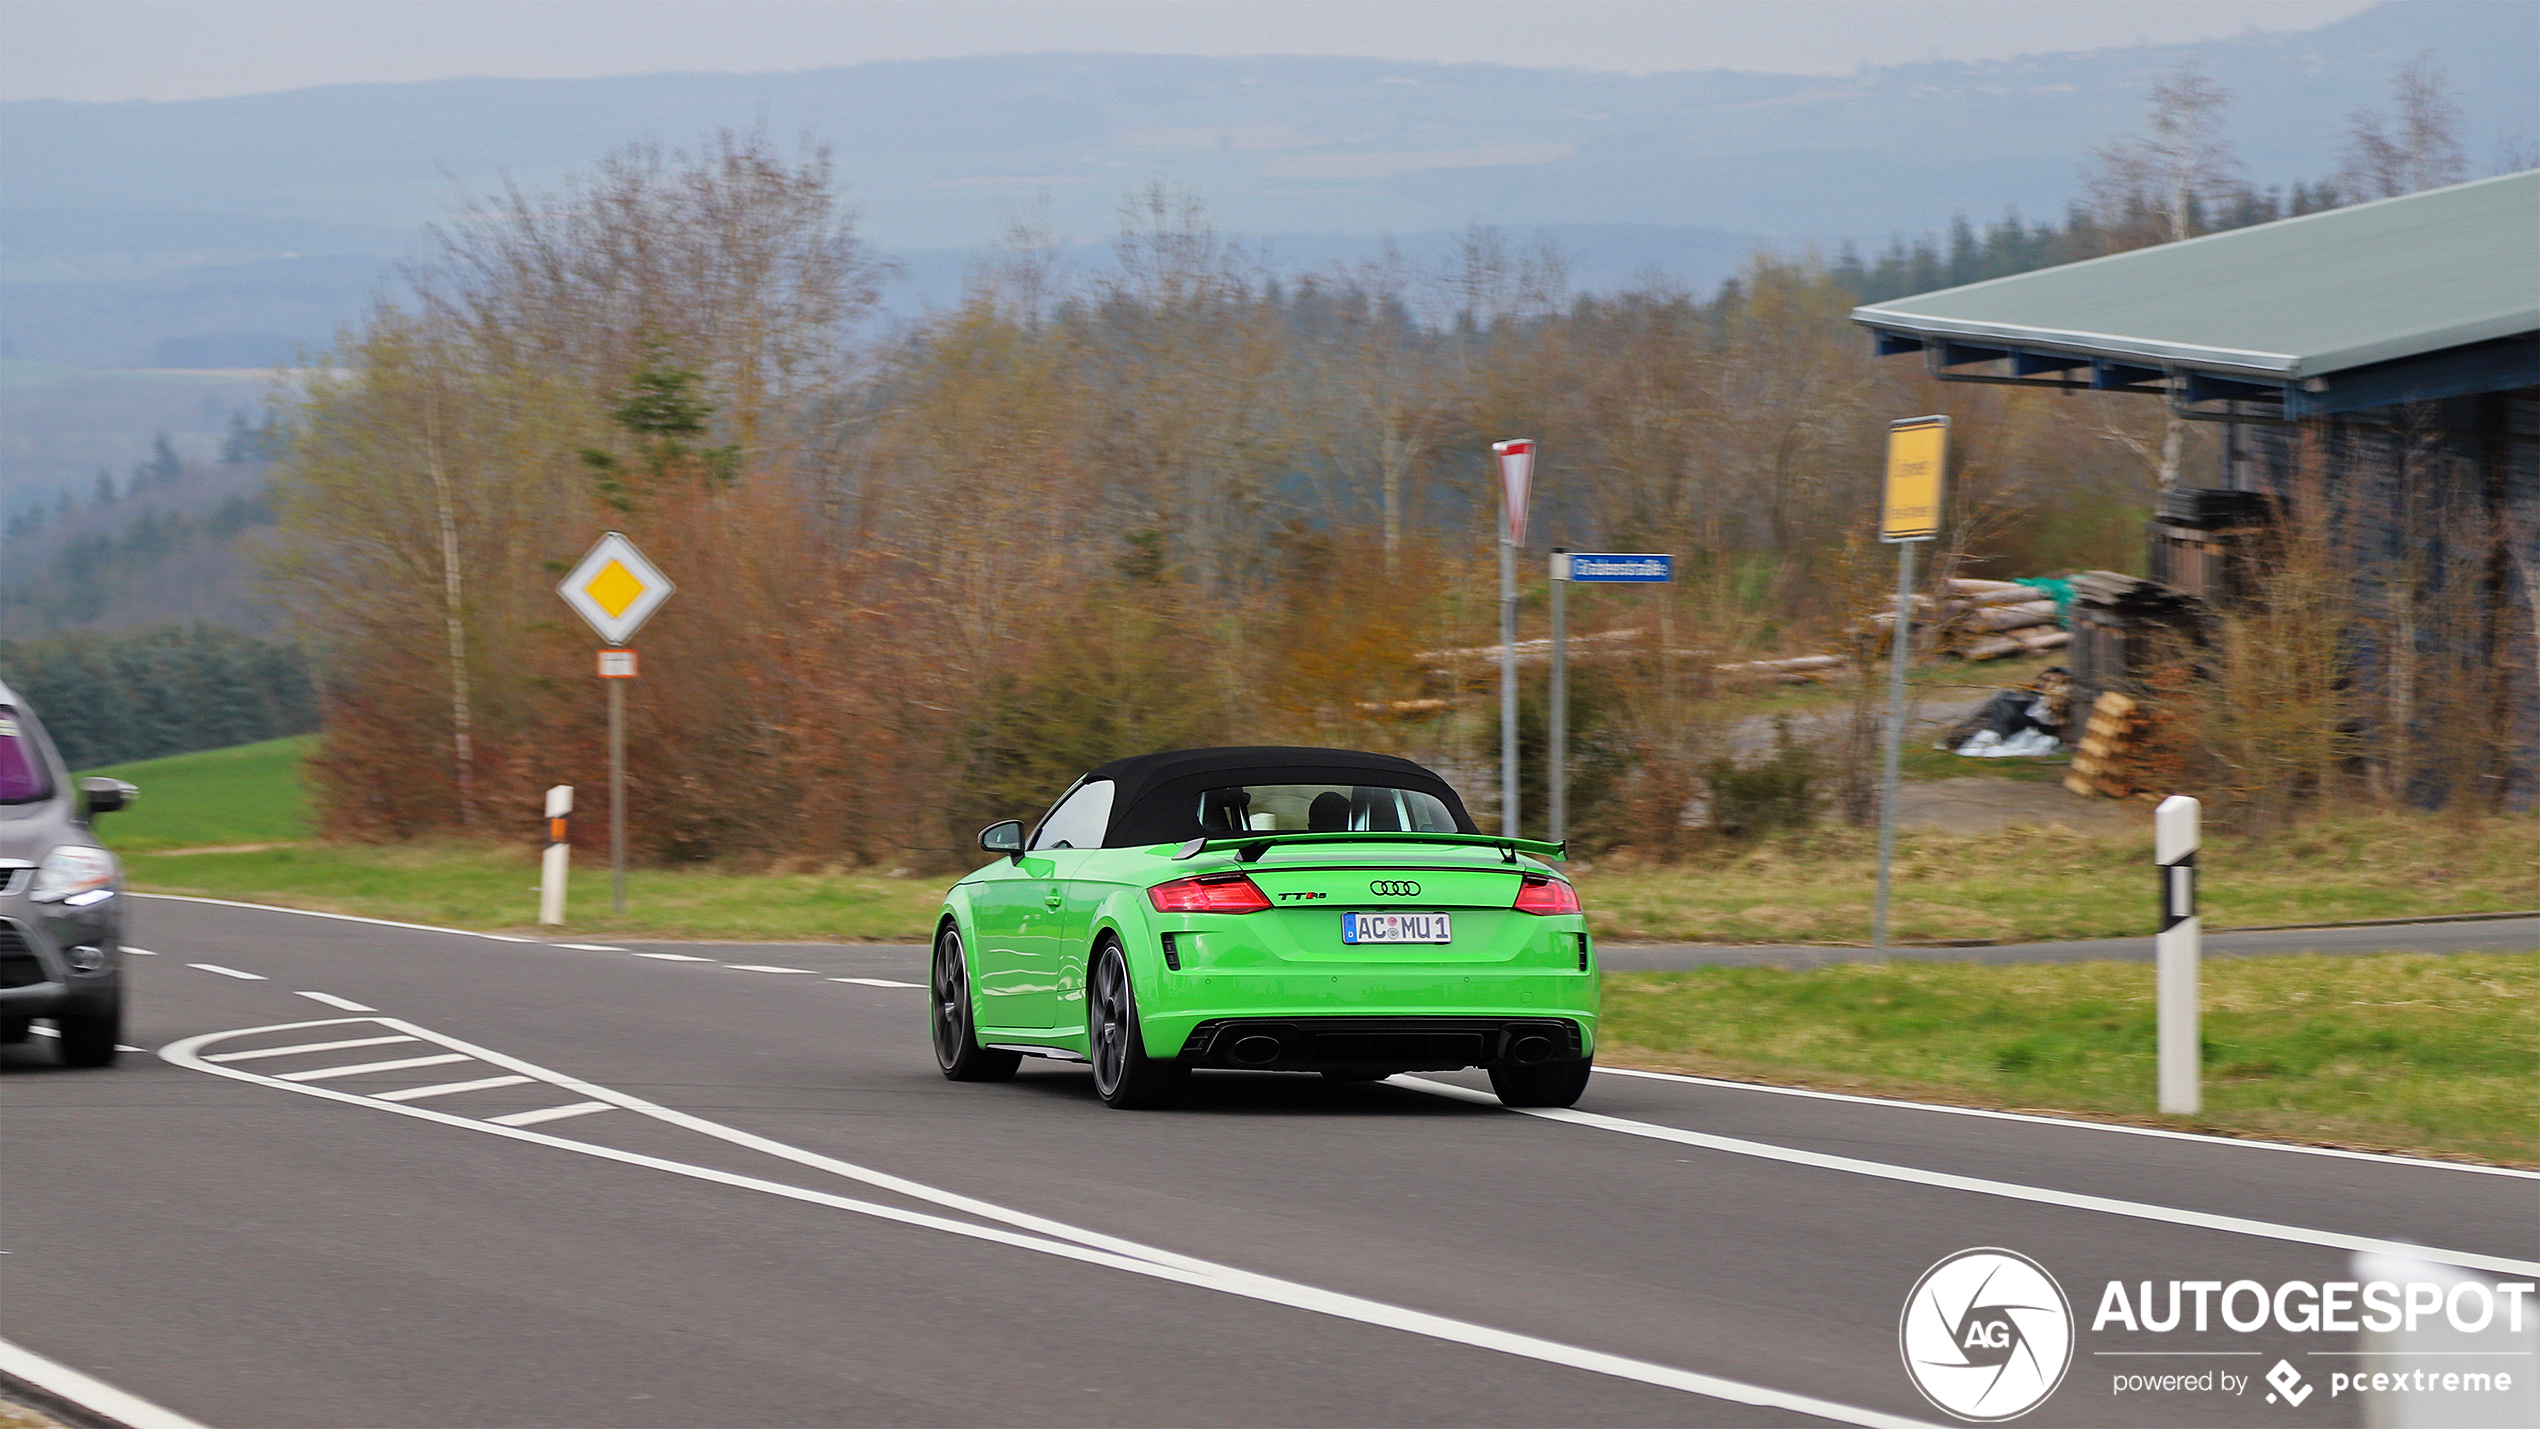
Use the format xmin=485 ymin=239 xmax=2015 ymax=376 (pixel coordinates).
xmin=1866 ymin=578 xmax=2071 ymax=661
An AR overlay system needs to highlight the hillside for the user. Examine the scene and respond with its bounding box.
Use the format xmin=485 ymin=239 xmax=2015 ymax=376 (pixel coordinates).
xmin=2 ymin=1 xmax=2528 ymax=378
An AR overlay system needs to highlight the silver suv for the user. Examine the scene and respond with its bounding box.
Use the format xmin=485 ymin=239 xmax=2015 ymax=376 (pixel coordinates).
xmin=0 ymin=676 xmax=135 ymax=1066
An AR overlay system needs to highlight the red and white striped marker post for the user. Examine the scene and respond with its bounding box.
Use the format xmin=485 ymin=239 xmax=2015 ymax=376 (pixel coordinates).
xmin=2155 ymin=794 xmax=2200 ymax=1115
xmin=538 ymin=784 xmax=573 ymax=926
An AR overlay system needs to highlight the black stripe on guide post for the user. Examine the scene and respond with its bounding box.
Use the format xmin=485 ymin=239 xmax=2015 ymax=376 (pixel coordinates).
xmin=2160 ymin=851 xmax=2196 ymax=931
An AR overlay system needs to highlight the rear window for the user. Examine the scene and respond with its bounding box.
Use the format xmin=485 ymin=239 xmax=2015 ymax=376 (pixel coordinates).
xmin=0 ymin=709 xmax=55 ymax=804
xmin=1196 ymin=783 xmax=1460 ymax=836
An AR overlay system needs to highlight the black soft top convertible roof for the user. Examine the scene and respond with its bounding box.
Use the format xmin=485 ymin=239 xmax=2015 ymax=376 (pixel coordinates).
xmin=1085 ymin=746 xmax=1479 ymax=846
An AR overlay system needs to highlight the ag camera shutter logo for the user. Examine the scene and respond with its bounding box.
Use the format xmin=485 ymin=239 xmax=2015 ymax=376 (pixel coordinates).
xmin=1900 ymin=1248 xmax=2075 ymax=1421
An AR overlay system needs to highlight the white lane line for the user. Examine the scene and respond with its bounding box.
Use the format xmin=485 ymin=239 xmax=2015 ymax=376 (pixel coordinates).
xmin=207 ymin=1034 xmax=418 ymax=1063
xmin=122 ymin=946 xmax=159 ymax=954
xmin=487 ymin=1100 xmax=614 ymax=1127
xmin=134 ymin=893 xmax=536 ymax=945
xmin=187 ymin=962 xmax=265 ymax=980
xmin=163 ymin=1018 xmax=1937 ymax=1429
xmin=726 ymin=964 xmax=819 ymax=974
xmin=1596 ymin=1065 xmax=2540 ymax=1180
xmin=374 ymin=1075 xmax=534 ymax=1102
xmin=0 ymin=1332 xmax=211 ymax=1429
xmin=634 ymin=952 xmax=712 ymax=961
xmin=1396 ymin=1078 xmax=2540 ymax=1280
xmin=275 ymin=1052 xmax=471 ymax=1082
xmin=294 ymin=990 xmax=376 ymax=1012
xmin=830 ymin=977 xmax=924 ymax=988
xmin=555 ymin=943 xmax=623 ymax=951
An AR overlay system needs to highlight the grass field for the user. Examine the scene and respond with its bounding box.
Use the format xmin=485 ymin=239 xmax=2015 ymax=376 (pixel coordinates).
xmin=79 ymin=736 xmax=314 ymax=852
xmin=1599 ymin=952 xmax=2540 ymax=1165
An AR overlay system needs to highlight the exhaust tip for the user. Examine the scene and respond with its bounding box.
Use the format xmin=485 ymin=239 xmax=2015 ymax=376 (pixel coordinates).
xmin=1229 ymin=1035 xmax=1283 ymax=1066
xmin=1508 ymin=1034 xmax=1556 ymax=1065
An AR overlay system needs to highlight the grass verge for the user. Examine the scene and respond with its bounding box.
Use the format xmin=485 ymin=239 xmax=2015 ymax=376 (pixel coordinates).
xmin=1598 ymin=952 xmax=2540 ymax=1166
xmin=1578 ymin=814 xmax=2540 ymax=944
xmin=122 ymin=839 xmax=951 ymax=941
xmin=79 ymin=736 xmax=314 ymax=852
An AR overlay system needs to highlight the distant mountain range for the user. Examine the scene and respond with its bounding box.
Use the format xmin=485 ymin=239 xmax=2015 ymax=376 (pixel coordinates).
xmin=0 ymin=0 xmax=2530 ymax=499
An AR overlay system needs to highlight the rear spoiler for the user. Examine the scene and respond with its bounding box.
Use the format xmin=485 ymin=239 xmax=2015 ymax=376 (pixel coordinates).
xmin=1175 ymin=830 xmax=1566 ymax=864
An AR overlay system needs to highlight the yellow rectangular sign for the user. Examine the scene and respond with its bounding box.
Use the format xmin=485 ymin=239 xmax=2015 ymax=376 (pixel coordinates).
xmin=1882 ymin=416 xmax=1948 ymax=542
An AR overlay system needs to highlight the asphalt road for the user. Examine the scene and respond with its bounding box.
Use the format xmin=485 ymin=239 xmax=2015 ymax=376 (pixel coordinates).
xmin=4 ymin=895 xmax=2533 ymax=1428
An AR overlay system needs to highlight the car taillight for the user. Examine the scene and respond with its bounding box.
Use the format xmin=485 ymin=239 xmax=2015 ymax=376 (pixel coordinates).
xmin=1148 ymin=873 xmax=1273 ymax=914
xmin=1512 ymin=875 xmax=1581 ymax=915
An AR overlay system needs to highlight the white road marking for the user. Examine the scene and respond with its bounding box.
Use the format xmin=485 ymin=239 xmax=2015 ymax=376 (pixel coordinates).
xmin=187 ymin=962 xmax=265 ymax=980
xmin=830 ymin=977 xmax=924 ymax=988
xmin=634 ymin=952 xmax=712 ymax=961
xmin=207 ymin=1034 xmax=418 ymax=1063
xmin=122 ymin=946 xmax=158 ymax=954
xmin=555 ymin=943 xmax=623 ymax=951
xmin=294 ymin=991 xmax=376 ymax=1012
xmin=134 ymin=893 xmax=537 ymax=944
xmin=1595 ymin=1065 xmax=2540 ymax=1180
xmin=275 ymin=1052 xmax=471 ymax=1082
xmin=0 ymin=1332 xmax=211 ymax=1429
xmin=1394 ymin=1078 xmax=2540 ymax=1280
xmin=487 ymin=1100 xmax=614 ymax=1127
xmin=726 ymin=963 xmax=818 ymax=974
xmin=374 ymin=1074 xmax=534 ymax=1102
xmin=163 ymin=1018 xmax=1939 ymax=1429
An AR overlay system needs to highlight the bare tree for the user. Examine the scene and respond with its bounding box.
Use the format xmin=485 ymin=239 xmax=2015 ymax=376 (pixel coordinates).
xmin=2340 ymin=53 xmax=2468 ymax=200
xmin=2086 ymin=63 xmax=2242 ymax=248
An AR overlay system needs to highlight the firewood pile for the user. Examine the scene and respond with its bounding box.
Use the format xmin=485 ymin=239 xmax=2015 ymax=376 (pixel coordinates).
xmin=1865 ymin=578 xmax=2070 ymax=661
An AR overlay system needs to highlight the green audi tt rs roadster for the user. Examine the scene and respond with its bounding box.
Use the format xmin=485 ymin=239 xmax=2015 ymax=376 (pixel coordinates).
xmin=929 ymin=746 xmax=1596 ymax=1110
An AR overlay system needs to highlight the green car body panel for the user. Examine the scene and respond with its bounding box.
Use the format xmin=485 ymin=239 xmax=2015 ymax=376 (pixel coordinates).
xmin=940 ymin=834 xmax=1596 ymax=1059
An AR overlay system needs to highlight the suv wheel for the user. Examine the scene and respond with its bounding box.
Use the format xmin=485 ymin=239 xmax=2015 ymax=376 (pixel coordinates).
xmin=1488 ymin=1056 xmax=1591 ymax=1108
xmin=56 ymin=1001 xmax=122 ymax=1068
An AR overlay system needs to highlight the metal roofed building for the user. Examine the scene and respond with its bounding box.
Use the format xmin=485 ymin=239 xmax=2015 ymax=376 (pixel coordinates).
xmin=1848 ymin=170 xmax=2538 ymax=417
xmin=1851 ymin=170 xmax=2540 ymax=808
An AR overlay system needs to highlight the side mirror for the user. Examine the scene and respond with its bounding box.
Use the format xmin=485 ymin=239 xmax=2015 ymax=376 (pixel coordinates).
xmin=978 ymin=819 xmax=1025 ymax=859
xmin=80 ymin=777 xmax=137 ymax=818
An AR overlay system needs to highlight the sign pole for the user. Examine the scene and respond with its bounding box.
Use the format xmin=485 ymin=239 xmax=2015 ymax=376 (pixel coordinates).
xmin=1871 ymin=538 xmax=1916 ymax=953
xmin=1548 ymin=549 xmax=1568 ymax=843
xmin=1871 ymin=416 xmax=1947 ymax=954
xmin=2156 ymin=795 xmax=2201 ymax=1115
xmin=557 ymin=532 xmax=673 ymax=925
xmin=608 ymin=674 xmax=627 ymax=916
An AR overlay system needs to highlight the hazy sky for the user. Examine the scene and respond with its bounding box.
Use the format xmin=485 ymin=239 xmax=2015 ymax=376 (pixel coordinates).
xmin=6 ymin=0 xmax=2380 ymax=102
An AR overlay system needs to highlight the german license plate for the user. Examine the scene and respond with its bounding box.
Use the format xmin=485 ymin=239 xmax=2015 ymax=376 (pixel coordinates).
xmin=1342 ymin=912 xmax=1452 ymax=944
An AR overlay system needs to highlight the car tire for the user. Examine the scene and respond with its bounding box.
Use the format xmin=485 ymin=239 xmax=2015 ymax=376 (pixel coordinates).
xmin=931 ymin=924 xmax=1020 ymax=1082
xmin=1088 ymin=941 xmax=1186 ymax=1110
xmin=56 ymin=1004 xmax=122 ymax=1068
xmin=1488 ymin=1055 xmax=1591 ymax=1108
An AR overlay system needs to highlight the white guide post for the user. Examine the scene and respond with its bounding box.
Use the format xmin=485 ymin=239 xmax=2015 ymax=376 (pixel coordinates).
xmin=1492 ymin=439 xmax=1536 ymax=838
xmin=538 ymin=784 xmax=573 ymax=926
xmin=2155 ymin=794 xmax=2201 ymax=1116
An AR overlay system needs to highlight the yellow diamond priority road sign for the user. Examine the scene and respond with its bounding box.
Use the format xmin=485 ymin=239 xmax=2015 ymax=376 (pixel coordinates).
xmin=558 ymin=531 xmax=674 ymax=646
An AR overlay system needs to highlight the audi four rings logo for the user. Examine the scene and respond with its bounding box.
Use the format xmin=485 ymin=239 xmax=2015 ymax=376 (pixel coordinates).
xmin=1369 ymin=879 xmax=1422 ymax=897
xmin=1900 ymin=1248 xmax=2074 ymax=1421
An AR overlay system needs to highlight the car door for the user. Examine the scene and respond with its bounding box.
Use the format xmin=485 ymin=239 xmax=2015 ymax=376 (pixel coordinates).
xmin=978 ymin=779 xmax=1113 ymax=1033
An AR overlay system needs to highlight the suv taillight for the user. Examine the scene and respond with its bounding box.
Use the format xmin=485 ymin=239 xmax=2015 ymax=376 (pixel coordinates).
xmin=1148 ymin=873 xmax=1273 ymax=914
xmin=1512 ymin=875 xmax=1581 ymax=915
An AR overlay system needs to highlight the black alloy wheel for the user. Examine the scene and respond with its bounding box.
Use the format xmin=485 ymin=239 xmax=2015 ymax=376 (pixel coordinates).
xmin=1088 ymin=942 xmax=1187 ymax=1110
xmin=931 ymin=925 xmax=1019 ymax=1082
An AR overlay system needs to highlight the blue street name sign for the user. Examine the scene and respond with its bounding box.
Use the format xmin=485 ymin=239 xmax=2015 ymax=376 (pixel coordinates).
xmin=1556 ymin=552 xmax=1673 ymax=583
